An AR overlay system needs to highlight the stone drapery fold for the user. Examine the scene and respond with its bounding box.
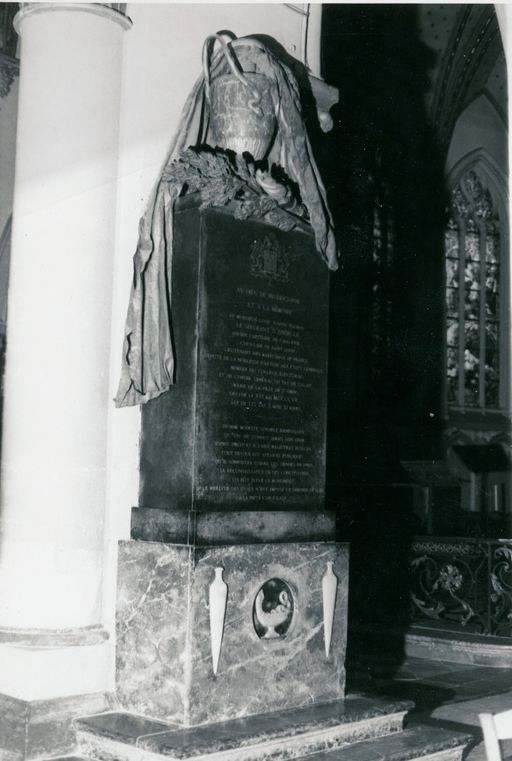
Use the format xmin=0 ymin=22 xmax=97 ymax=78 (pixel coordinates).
xmin=115 ymin=38 xmax=338 ymax=408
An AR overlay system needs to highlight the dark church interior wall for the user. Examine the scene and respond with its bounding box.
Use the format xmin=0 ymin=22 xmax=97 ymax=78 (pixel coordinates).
xmin=321 ymin=4 xmax=508 ymax=520
xmin=319 ymin=4 xmax=509 ymax=662
xmin=322 ymin=4 xmax=447 ymax=493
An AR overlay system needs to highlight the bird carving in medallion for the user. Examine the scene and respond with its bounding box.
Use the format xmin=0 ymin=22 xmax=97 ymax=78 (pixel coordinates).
xmin=254 ymin=585 xmax=292 ymax=639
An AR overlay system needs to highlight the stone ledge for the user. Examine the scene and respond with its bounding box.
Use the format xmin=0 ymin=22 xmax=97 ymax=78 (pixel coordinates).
xmin=404 ymin=629 xmax=512 ymax=668
xmin=349 ymin=624 xmax=512 ymax=669
xmin=305 ymin=728 xmax=471 ymax=761
xmin=131 ymin=508 xmax=337 ymax=544
xmin=0 ymin=691 xmax=115 ymax=761
xmin=77 ymin=696 xmax=414 ymax=761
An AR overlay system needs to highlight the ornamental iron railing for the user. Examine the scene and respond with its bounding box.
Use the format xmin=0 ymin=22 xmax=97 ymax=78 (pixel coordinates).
xmin=410 ymin=536 xmax=512 ymax=638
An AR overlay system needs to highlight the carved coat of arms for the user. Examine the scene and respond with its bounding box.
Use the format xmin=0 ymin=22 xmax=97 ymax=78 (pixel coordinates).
xmin=250 ymin=236 xmax=289 ymax=283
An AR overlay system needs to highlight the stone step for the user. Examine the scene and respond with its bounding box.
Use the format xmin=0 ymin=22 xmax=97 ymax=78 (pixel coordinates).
xmin=302 ymin=725 xmax=472 ymax=761
xmin=76 ymin=695 xmax=413 ymax=761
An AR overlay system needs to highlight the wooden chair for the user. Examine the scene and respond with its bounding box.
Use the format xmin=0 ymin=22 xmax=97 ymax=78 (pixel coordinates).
xmin=479 ymin=709 xmax=512 ymax=761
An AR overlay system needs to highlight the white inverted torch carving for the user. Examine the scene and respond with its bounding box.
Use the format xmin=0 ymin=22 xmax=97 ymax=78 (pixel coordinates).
xmin=209 ymin=566 xmax=228 ymax=675
xmin=322 ymin=560 xmax=338 ymax=658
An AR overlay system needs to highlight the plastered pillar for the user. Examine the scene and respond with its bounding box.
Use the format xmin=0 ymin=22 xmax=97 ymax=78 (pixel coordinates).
xmin=0 ymin=2 xmax=130 ymax=701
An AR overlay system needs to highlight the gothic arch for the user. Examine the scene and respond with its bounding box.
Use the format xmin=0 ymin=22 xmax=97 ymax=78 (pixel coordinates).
xmin=447 ymin=147 xmax=508 ymax=226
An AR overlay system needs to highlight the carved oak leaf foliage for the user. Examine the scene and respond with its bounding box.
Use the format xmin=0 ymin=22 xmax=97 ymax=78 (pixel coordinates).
xmin=164 ymin=149 xmax=243 ymax=205
xmin=163 ymin=148 xmax=304 ymax=232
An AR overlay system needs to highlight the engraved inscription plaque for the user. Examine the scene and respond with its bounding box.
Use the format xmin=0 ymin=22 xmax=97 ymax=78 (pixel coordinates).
xmin=139 ymin=200 xmax=329 ymax=514
xmin=195 ymin=218 xmax=328 ymax=510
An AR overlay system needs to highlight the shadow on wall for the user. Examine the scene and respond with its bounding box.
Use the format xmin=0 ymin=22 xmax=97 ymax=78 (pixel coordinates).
xmin=319 ymin=4 xmax=448 ymax=673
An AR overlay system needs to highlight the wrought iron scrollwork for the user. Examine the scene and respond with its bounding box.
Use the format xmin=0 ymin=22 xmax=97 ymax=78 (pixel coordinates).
xmin=409 ymin=539 xmax=500 ymax=636
xmin=490 ymin=544 xmax=512 ymax=637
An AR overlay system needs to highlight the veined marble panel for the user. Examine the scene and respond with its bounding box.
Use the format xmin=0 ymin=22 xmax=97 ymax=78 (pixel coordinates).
xmin=116 ymin=543 xmax=193 ymax=721
xmin=116 ymin=541 xmax=349 ymax=726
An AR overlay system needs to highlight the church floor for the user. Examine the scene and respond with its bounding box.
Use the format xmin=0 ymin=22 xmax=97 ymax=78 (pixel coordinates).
xmin=52 ymin=656 xmax=512 ymax=761
xmin=348 ymin=656 xmax=512 ymax=760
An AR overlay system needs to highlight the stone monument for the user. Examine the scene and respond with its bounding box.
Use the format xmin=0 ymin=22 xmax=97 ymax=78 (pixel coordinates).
xmin=76 ymin=34 xmax=471 ymax=761
xmin=77 ymin=198 xmax=472 ymax=761
xmin=115 ymin=197 xmax=347 ymax=727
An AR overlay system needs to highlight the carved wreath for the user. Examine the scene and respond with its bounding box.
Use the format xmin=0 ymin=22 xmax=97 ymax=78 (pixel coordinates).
xmin=163 ymin=148 xmax=308 ymax=233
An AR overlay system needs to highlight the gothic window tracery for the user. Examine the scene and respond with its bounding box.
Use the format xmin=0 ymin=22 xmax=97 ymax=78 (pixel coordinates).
xmin=446 ymin=167 xmax=502 ymax=410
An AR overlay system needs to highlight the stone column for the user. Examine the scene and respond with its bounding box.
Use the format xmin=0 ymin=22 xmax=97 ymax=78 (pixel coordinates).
xmin=0 ymin=4 xmax=130 ymax=752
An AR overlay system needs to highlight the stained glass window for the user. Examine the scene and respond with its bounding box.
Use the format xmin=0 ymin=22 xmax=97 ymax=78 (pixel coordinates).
xmin=446 ymin=169 xmax=501 ymax=410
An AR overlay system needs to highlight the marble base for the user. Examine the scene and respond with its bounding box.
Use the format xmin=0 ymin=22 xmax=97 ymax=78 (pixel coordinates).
xmin=116 ymin=541 xmax=348 ymax=726
xmin=77 ymin=699 xmax=471 ymax=761
xmin=0 ymin=691 xmax=113 ymax=760
xmin=77 ymin=695 xmax=412 ymax=761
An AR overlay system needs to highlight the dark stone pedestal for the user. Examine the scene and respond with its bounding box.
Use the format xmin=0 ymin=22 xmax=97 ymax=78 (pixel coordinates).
xmin=139 ymin=200 xmax=330 ymax=515
xmin=131 ymin=507 xmax=337 ymax=544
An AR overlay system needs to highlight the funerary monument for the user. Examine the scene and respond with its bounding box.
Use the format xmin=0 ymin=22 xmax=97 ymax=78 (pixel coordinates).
xmin=76 ymin=33 xmax=471 ymax=761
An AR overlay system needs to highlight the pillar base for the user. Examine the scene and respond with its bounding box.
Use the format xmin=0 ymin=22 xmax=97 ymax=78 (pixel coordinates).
xmin=0 ymin=639 xmax=112 ymax=701
xmin=0 ymin=690 xmax=115 ymax=761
